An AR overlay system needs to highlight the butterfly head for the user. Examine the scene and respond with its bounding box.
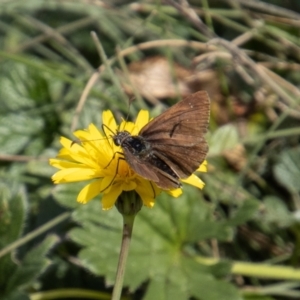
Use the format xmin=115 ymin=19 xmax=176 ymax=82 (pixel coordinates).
xmin=112 ymin=130 xmax=131 ymax=147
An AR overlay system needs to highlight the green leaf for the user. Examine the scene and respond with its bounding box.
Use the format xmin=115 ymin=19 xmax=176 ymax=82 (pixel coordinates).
xmin=189 ymin=274 xmax=242 ymax=300
xmin=209 ymin=124 xmax=239 ymax=156
xmin=203 ymin=170 xmax=252 ymax=205
xmin=273 ymin=147 xmax=300 ymax=193
xmin=0 ymin=113 xmax=43 ymax=154
xmin=0 ymin=182 xmax=58 ymax=298
xmin=0 ymin=184 xmax=27 ymax=248
xmin=5 ymin=234 xmax=59 ymax=293
xmin=2 ymin=291 xmax=30 ymax=300
xmin=0 ymin=61 xmax=63 ymax=155
xmin=262 ymin=196 xmax=293 ymax=228
xmin=227 ymin=199 xmax=260 ymax=226
xmin=0 ymin=184 xmax=28 ymax=295
xmin=244 ymin=296 xmax=275 ymax=300
xmin=70 ymin=188 xmax=240 ymax=299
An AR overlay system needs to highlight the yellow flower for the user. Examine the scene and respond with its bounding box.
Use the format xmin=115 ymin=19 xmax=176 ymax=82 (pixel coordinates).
xmin=49 ymin=110 xmax=207 ymax=210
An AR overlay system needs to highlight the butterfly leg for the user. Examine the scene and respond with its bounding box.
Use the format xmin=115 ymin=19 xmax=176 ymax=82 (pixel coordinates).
xmin=149 ymin=181 xmax=157 ymax=199
xmin=104 ymin=151 xmax=124 ymax=169
xmin=101 ymin=155 xmax=126 ymax=192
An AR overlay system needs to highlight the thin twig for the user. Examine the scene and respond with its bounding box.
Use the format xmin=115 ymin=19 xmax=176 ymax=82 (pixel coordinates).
xmin=0 ymin=212 xmax=70 ymax=258
xmin=0 ymin=154 xmax=48 ymax=162
xmin=163 ymin=0 xmax=217 ymax=39
xmin=209 ymin=38 xmax=299 ymax=105
xmin=232 ymin=0 xmax=300 ymax=20
xmin=71 ymin=71 xmax=101 ymax=132
xmin=16 ymin=15 xmax=93 ymax=71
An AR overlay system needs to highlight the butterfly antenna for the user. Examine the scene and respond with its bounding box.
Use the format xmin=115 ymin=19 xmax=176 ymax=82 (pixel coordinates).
xmin=120 ymin=96 xmax=135 ymax=131
xmin=102 ymin=124 xmax=115 ymax=137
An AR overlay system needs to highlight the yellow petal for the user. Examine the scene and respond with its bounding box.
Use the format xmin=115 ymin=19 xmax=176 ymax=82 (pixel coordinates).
xmin=139 ymin=193 xmax=155 ymax=207
xmin=60 ymin=137 xmax=86 ymax=154
xmin=49 ymin=159 xmax=84 ymax=170
xmin=197 ymin=160 xmax=207 ymax=172
xmin=72 ymin=127 xmax=105 ymax=149
xmin=139 ymin=194 xmax=155 ymax=207
xmin=56 ymin=148 xmax=76 ymax=160
xmin=122 ymin=180 xmax=137 ymax=191
xmin=134 ymin=110 xmax=149 ymax=132
xmin=88 ymin=123 xmax=104 ymax=138
xmin=168 ymin=188 xmax=182 ymax=198
xmin=52 ymin=168 xmax=102 ymax=183
xmin=100 ymin=175 xmax=114 ymax=192
xmin=103 ymin=110 xmax=118 ymax=133
xmin=58 ymin=137 xmax=99 ymax=168
xmin=119 ymin=120 xmax=135 ymax=133
xmin=135 ymin=179 xmax=159 ymax=207
xmin=77 ymin=179 xmax=103 ymax=203
xmin=102 ymin=184 xmax=123 ymax=210
xmin=59 ymin=146 xmax=100 ymax=169
xmin=181 ymin=174 xmax=205 ymax=189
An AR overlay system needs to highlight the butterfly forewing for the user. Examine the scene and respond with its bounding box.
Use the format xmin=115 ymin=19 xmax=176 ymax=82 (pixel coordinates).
xmin=140 ymin=91 xmax=209 ymax=144
xmin=139 ymin=91 xmax=209 ymax=179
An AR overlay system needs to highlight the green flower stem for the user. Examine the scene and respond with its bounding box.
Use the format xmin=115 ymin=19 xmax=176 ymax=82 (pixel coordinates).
xmin=231 ymin=261 xmax=300 ymax=280
xmin=30 ymin=288 xmax=112 ymax=300
xmin=243 ymin=127 xmax=300 ymax=145
xmin=196 ymin=256 xmax=300 ymax=280
xmin=112 ymin=214 xmax=135 ymax=300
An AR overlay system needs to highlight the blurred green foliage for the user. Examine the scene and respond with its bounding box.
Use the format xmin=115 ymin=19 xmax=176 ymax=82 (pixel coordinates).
xmin=1 ymin=1 xmax=300 ymax=299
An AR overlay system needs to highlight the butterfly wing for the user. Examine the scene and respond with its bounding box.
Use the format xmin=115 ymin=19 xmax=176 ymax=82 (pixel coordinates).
xmin=152 ymin=142 xmax=208 ymax=178
xmin=122 ymin=147 xmax=181 ymax=189
xmin=139 ymin=91 xmax=210 ymax=178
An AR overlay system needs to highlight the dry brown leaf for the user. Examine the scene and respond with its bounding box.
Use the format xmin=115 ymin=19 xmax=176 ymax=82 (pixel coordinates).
xmin=120 ymin=56 xmax=193 ymax=102
xmin=223 ymin=144 xmax=247 ymax=171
